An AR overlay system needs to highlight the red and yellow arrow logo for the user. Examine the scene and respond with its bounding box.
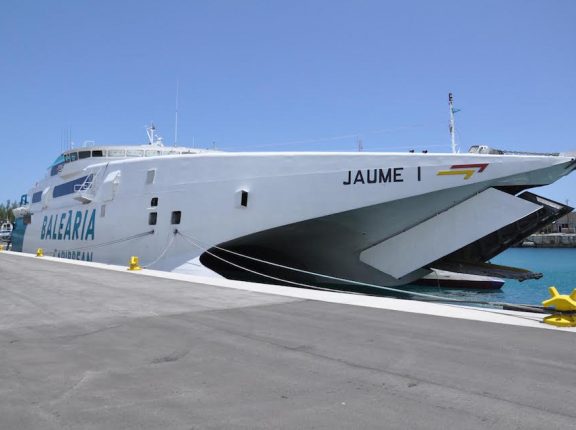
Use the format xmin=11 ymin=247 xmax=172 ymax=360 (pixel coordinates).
xmin=437 ymin=163 xmax=489 ymax=180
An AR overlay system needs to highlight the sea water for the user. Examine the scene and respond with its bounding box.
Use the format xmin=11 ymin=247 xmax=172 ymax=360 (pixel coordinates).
xmin=407 ymin=248 xmax=576 ymax=306
xmin=490 ymin=248 xmax=576 ymax=305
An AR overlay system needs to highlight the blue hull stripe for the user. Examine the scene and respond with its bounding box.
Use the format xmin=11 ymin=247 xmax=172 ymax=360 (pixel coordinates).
xmin=11 ymin=217 xmax=27 ymax=252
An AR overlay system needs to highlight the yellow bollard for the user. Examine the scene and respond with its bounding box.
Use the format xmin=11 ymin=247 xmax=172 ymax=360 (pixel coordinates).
xmin=0 ymin=244 xmax=4 ymax=251
xmin=128 ymin=256 xmax=141 ymax=271
xmin=36 ymin=248 xmax=44 ymax=257
xmin=542 ymin=286 xmax=576 ymax=327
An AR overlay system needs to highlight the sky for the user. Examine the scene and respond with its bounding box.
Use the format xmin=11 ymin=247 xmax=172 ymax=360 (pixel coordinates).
xmin=1 ymin=0 xmax=575 ymax=206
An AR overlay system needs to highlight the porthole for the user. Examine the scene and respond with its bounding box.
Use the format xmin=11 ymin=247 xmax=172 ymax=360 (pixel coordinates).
xmin=149 ymin=212 xmax=157 ymax=225
xmin=241 ymin=190 xmax=249 ymax=207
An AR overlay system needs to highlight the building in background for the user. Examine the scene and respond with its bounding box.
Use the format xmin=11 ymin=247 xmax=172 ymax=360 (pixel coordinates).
xmin=541 ymin=212 xmax=576 ymax=234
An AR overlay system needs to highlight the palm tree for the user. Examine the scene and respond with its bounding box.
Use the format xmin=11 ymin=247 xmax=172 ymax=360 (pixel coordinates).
xmin=0 ymin=201 xmax=18 ymax=223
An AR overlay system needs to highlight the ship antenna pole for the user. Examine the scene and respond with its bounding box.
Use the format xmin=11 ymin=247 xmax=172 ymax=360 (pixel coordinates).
xmin=449 ymin=92 xmax=457 ymax=154
xmin=174 ymin=80 xmax=179 ymax=147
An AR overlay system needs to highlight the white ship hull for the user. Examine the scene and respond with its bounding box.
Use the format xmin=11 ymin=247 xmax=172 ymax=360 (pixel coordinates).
xmin=13 ymin=148 xmax=576 ymax=287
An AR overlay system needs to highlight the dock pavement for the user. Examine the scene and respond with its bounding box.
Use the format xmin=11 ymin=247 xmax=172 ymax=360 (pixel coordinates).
xmin=0 ymin=251 xmax=575 ymax=429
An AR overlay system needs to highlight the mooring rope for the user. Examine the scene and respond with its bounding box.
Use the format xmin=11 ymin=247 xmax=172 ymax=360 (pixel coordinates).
xmin=141 ymin=230 xmax=177 ymax=268
xmin=61 ymin=230 xmax=155 ymax=252
xmin=177 ymin=231 xmax=369 ymax=295
xmin=40 ymin=225 xmax=554 ymax=316
xmin=175 ymin=230 xmax=550 ymax=314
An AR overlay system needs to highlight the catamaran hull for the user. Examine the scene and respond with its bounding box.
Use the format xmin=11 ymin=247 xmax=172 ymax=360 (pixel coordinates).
xmin=15 ymin=151 xmax=576 ymax=287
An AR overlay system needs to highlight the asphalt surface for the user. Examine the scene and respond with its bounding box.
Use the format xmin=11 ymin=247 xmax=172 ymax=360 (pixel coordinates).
xmin=1 ymin=252 xmax=575 ymax=430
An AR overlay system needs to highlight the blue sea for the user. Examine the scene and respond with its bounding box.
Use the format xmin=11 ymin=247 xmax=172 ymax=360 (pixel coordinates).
xmin=409 ymin=248 xmax=576 ymax=306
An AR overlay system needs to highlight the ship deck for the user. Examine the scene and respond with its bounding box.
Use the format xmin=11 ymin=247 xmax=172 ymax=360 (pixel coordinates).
xmin=0 ymin=251 xmax=575 ymax=429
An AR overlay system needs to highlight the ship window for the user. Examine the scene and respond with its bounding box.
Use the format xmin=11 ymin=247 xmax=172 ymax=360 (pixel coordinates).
xmin=241 ymin=191 xmax=249 ymax=207
xmin=92 ymin=150 xmax=104 ymax=157
xmin=151 ymin=197 xmax=158 ymax=207
xmin=79 ymin=150 xmax=91 ymax=159
xmin=63 ymin=152 xmax=78 ymax=163
xmin=50 ymin=155 xmax=66 ymax=176
xmin=171 ymin=211 xmax=181 ymax=225
xmin=32 ymin=191 xmax=42 ymax=204
xmin=236 ymin=189 xmax=249 ymax=208
xmin=53 ymin=175 xmax=92 ymax=198
xmin=126 ymin=149 xmax=144 ymax=157
xmin=100 ymin=204 xmax=106 ymax=217
xmin=107 ymin=149 xmax=125 ymax=157
xmin=149 ymin=212 xmax=157 ymax=225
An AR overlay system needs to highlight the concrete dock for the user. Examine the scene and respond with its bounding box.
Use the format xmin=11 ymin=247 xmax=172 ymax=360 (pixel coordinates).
xmin=1 ymin=252 xmax=575 ymax=429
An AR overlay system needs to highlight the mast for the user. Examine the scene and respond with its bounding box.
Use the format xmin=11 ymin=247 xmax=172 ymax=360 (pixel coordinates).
xmin=146 ymin=123 xmax=164 ymax=146
xmin=174 ymin=80 xmax=179 ymax=147
xmin=449 ymin=92 xmax=457 ymax=153
xmin=146 ymin=123 xmax=155 ymax=145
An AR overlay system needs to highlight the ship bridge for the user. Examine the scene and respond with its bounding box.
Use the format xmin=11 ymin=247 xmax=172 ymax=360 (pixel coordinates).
xmin=49 ymin=145 xmax=216 ymax=177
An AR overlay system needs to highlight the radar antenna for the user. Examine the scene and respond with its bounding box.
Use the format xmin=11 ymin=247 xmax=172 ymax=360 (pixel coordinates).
xmin=146 ymin=123 xmax=164 ymax=147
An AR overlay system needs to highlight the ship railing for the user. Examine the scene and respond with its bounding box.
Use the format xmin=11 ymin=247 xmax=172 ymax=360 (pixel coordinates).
xmin=73 ymin=166 xmax=106 ymax=203
xmin=468 ymin=145 xmax=560 ymax=156
xmin=74 ymin=177 xmax=94 ymax=192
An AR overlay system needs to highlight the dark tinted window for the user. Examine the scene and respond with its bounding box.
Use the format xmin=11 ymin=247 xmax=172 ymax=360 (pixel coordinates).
xmin=79 ymin=151 xmax=91 ymax=159
xmin=148 ymin=212 xmax=157 ymax=225
xmin=92 ymin=150 xmax=104 ymax=157
xmin=32 ymin=191 xmax=42 ymax=203
xmin=171 ymin=211 xmax=181 ymax=225
xmin=151 ymin=197 xmax=158 ymax=207
xmin=53 ymin=175 xmax=92 ymax=198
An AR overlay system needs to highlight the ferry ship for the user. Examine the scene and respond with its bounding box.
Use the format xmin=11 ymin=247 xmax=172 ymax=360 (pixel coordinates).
xmin=11 ymin=125 xmax=575 ymax=289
